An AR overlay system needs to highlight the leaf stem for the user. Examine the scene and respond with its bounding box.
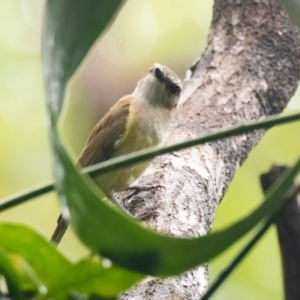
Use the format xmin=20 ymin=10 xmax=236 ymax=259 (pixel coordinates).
xmin=0 ymin=111 xmax=300 ymax=212
xmin=0 ymin=183 xmax=54 ymax=212
xmin=86 ymin=111 xmax=300 ymax=177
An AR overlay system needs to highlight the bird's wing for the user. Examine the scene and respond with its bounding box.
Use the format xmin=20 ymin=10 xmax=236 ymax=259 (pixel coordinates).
xmin=78 ymin=96 xmax=130 ymax=167
xmin=51 ymin=96 xmax=130 ymax=245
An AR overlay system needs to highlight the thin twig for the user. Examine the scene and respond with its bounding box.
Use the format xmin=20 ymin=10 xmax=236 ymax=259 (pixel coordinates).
xmin=201 ymin=173 xmax=300 ymax=300
xmin=1 ymin=112 xmax=300 ymax=213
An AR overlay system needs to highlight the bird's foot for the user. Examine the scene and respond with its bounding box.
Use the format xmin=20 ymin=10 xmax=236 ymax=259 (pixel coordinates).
xmin=138 ymin=210 xmax=160 ymax=221
xmin=122 ymin=185 xmax=165 ymax=205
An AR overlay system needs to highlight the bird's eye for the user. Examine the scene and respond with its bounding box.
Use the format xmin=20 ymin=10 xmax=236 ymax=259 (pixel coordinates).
xmin=154 ymin=67 xmax=164 ymax=82
xmin=168 ymin=83 xmax=181 ymax=95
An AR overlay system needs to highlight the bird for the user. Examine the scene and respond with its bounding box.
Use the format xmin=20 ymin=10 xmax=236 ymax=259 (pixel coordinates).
xmin=51 ymin=63 xmax=182 ymax=244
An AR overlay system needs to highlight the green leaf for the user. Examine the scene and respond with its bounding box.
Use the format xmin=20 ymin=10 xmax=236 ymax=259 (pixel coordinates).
xmin=69 ymin=294 xmax=116 ymax=300
xmin=58 ymin=145 xmax=300 ymax=276
xmin=0 ymin=248 xmax=24 ymax=300
xmin=43 ymin=0 xmax=124 ymax=121
xmin=43 ymin=258 xmax=142 ymax=299
xmin=0 ymin=224 xmax=142 ymax=298
xmin=4 ymin=254 xmax=42 ymax=294
xmin=42 ymin=0 xmax=300 ymax=278
xmin=0 ymin=223 xmax=71 ymax=288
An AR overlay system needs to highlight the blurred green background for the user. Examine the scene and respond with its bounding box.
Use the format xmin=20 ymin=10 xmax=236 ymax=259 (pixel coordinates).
xmin=0 ymin=0 xmax=299 ymax=298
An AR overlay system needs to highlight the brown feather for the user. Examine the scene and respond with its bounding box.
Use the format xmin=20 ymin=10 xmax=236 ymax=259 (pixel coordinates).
xmin=78 ymin=96 xmax=130 ymax=167
xmin=51 ymin=96 xmax=130 ymax=245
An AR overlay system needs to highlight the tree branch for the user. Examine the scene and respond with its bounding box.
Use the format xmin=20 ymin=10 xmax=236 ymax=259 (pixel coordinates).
xmin=276 ymin=190 xmax=300 ymax=300
xmin=118 ymin=0 xmax=300 ymax=299
xmin=261 ymin=166 xmax=300 ymax=300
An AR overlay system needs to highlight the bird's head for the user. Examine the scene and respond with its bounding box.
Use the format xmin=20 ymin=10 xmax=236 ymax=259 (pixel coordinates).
xmin=134 ymin=63 xmax=182 ymax=110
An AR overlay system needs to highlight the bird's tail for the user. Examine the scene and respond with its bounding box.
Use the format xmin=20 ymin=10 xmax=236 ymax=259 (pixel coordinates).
xmin=51 ymin=213 xmax=68 ymax=245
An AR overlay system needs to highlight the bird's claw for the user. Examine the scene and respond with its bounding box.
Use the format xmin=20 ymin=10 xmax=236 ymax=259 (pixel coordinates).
xmin=122 ymin=185 xmax=165 ymax=204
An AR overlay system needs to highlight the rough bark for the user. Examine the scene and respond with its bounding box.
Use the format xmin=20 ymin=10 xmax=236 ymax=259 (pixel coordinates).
xmin=118 ymin=0 xmax=300 ymax=299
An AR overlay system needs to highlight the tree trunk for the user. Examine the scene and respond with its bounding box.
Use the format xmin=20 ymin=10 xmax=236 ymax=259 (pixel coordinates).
xmin=118 ymin=0 xmax=300 ymax=299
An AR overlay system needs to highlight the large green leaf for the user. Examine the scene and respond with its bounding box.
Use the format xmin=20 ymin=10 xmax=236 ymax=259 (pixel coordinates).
xmin=0 ymin=223 xmax=71 ymax=287
xmin=0 ymin=223 xmax=142 ymax=298
xmin=42 ymin=0 xmax=300 ymax=278
xmin=43 ymin=0 xmax=124 ymax=121
xmin=43 ymin=258 xmax=142 ymax=299
xmin=0 ymin=248 xmax=24 ymax=300
xmin=56 ymin=144 xmax=300 ymax=276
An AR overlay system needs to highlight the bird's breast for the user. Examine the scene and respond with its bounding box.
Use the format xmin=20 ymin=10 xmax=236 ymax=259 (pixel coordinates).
xmin=123 ymin=97 xmax=172 ymax=150
xmin=97 ymin=97 xmax=172 ymax=195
